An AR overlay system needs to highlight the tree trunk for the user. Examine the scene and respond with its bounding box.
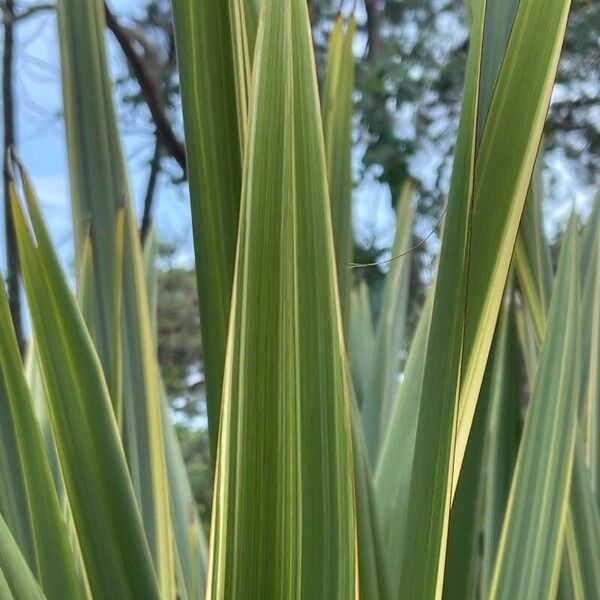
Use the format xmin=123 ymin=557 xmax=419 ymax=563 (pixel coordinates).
xmin=3 ymin=0 xmax=24 ymax=353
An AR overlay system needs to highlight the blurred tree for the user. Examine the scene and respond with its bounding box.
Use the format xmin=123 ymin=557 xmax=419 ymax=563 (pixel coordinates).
xmin=175 ymin=425 xmax=212 ymax=530
xmin=547 ymin=0 xmax=600 ymax=182
xmin=156 ymin=245 xmax=211 ymax=523
xmin=156 ymin=245 xmax=203 ymax=418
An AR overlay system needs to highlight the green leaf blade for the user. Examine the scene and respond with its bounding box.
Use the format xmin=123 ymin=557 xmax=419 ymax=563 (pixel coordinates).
xmin=0 ymin=285 xmax=81 ymax=600
xmin=322 ymin=16 xmax=356 ymax=328
xmin=0 ymin=515 xmax=45 ymax=600
xmin=10 ymin=169 xmax=161 ymax=600
xmin=490 ymin=219 xmax=580 ymax=599
xmin=171 ymin=0 xmax=244 ymax=457
xmin=208 ymin=1 xmax=357 ymax=596
xmin=400 ymin=0 xmax=571 ymax=593
xmin=56 ymin=2 xmax=177 ymax=591
xmin=362 ymin=182 xmax=415 ymax=463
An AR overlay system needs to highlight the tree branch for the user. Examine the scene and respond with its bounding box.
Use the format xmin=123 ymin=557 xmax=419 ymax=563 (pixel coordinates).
xmin=141 ymin=137 xmax=162 ymax=244
xmin=104 ymin=3 xmax=187 ymax=173
xmin=550 ymin=96 xmax=599 ymax=111
xmin=3 ymin=3 xmax=187 ymax=173
xmin=364 ymin=0 xmax=383 ymax=61
xmin=5 ymin=3 xmax=55 ymax=24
